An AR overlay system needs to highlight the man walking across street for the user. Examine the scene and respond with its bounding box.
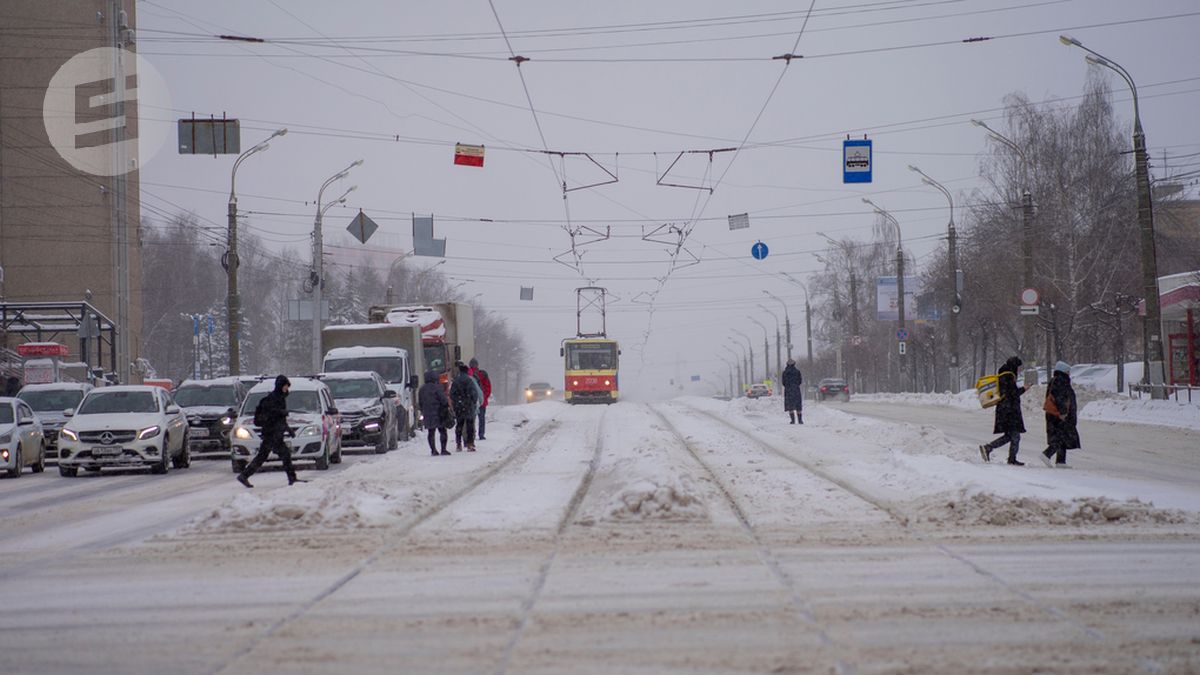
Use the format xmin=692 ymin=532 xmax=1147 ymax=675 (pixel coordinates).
xmin=238 ymin=375 xmax=305 ymax=487
xmin=468 ymin=357 xmax=492 ymax=440
xmin=450 ymin=361 xmax=479 ymax=452
xmin=979 ymin=356 xmax=1028 ymax=466
xmin=781 ymin=358 xmax=804 ymax=424
xmin=419 ymin=369 xmax=452 ymax=456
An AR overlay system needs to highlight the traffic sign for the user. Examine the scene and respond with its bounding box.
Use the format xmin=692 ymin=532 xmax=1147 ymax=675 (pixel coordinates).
xmin=1020 ymin=306 xmax=1040 ymax=316
xmin=1020 ymin=287 xmax=1040 ymax=306
xmin=898 ymin=340 xmax=907 ymax=355
xmin=347 ymin=209 xmax=379 ymax=245
xmin=843 ymin=139 xmax=872 ymax=183
xmin=751 ymin=241 xmax=769 ymax=260
xmin=896 ymin=328 xmax=909 ymax=341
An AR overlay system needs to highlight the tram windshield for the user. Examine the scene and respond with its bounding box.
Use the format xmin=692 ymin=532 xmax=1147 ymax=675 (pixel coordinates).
xmin=565 ymin=342 xmax=618 ymax=371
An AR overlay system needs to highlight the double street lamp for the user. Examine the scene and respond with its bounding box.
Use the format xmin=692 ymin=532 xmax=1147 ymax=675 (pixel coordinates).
xmin=757 ymin=303 xmax=782 ymax=382
xmin=863 ymin=197 xmax=907 ymax=389
xmin=1060 ymin=35 xmax=1165 ymax=395
xmin=747 ymin=316 xmax=771 ymax=382
xmin=311 ymin=159 xmax=364 ymax=371
xmin=776 ymin=276 xmax=814 ymax=367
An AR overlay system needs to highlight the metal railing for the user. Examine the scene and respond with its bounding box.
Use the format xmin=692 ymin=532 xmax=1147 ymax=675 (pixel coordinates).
xmin=1128 ymin=383 xmax=1198 ymax=403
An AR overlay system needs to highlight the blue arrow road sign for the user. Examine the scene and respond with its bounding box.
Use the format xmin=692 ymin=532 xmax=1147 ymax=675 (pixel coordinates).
xmin=751 ymin=241 xmax=769 ymax=260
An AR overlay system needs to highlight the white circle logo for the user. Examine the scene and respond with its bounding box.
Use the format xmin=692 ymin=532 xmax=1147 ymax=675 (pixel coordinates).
xmin=42 ymin=47 xmax=171 ymax=177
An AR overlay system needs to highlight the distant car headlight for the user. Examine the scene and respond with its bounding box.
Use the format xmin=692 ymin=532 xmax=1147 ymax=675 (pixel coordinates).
xmin=234 ymin=426 xmax=253 ymax=440
xmin=137 ymin=425 xmax=161 ymax=440
xmin=545 ymin=389 xmax=552 ymax=395
xmin=61 ymin=428 xmax=79 ymax=442
xmin=525 ymin=390 xmax=533 ymax=397
xmin=220 ymin=416 xmax=235 ymax=426
xmin=298 ymin=424 xmax=319 ymax=437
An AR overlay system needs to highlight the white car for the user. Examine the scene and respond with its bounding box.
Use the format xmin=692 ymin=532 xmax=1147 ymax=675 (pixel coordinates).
xmin=17 ymin=382 xmax=92 ymax=463
xmin=230 ymin=378 xmax=343 ymax=474
xmin=0 ymin=397 xmax=47 ymax=477
xmin=57 ymin=386 xmax=190 ymax=477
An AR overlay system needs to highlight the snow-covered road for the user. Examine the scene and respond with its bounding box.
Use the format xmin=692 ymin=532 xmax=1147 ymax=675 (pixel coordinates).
xmin=1 ymin=399 xmax=1197 ymax=674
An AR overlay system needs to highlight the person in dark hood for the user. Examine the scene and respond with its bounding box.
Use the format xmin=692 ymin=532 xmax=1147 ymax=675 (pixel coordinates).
xmin=1041 ymin=361 xmax=1080 ymax=468
xmin=781 ymin=358 xmax=804 ymax=424
xmin=237 ymin=375 xmax=303 ymax=487
xmin=979 ymin=356 xmax=1028 ymax=465
xmin=418 ymin=369 xmax=452 ymax=456
xmin=450 ymin=361 xmax=479 ymax=451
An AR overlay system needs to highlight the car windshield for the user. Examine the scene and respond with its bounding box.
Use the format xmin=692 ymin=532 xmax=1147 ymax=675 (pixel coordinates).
xmin=0 ymin=406 xmax=13 ymax=424
xmin=565 ymin=343 xmax=617 ymax=371
xmin=242 ymin=390 xmax=322 ymax=416
xmin=325 ymin=357 xmax=405 ymax=384
xmin=424 ymin=345 xmax=446 ymax=373
xmin=325 ymin=378 xmax=380 ymax=400
xmin=529 ymin=383 xmax=552 ymax=390
xmin=174 ymin=385 xmax=238 ymax=408
xmin=17 ymin=388 xmax=85 ymax=412
xmin=78 ymin=391 xmax=158 ymax=414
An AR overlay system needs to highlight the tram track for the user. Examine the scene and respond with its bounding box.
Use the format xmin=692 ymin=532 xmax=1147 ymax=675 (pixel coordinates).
xmin=668 ymin=400 xmax=1141 ymax=667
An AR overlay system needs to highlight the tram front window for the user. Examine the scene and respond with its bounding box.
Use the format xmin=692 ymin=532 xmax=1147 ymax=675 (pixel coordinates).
xmin=566 ymin=344 xmax=617 ymax=371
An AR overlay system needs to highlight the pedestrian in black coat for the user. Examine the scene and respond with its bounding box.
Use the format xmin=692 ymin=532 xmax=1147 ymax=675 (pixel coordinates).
xmin=781 ymin=359 xmax=804 ymax=424
xmin=418 ymin=369 xmax=451 ymax=456
xmin=1040 ymin=361 xmax=1080 ymax=468
xmin=979 ymin=356 xmax=1028 ymax=465
xmin=449 ymin=362 xmax=479 ymax=451
xmin=238 ymin=375 xmax=301 ymax=487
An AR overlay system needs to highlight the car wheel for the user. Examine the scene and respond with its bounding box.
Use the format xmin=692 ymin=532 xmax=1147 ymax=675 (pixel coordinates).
xmin=6 ymin=445 xmax=21 ymax=478
xmin=59 ymin=465 xmax=78 ymax=477
xmin=332 ymin=435 xmax=343 ymax=464
xmin=232 ymin=459 xmax=247 ymax=474
xmin=314 ymin=444 xmax=330 ymax=471
xmin=32 ymin=442 xmax=46 ymax=473
xmin=151 ymin=437 xmax=170 ymax=474
xmin=173 ymin=432 xmax=191 ymax=469
xmin=374 ymin=427 xmax=388 ymax=455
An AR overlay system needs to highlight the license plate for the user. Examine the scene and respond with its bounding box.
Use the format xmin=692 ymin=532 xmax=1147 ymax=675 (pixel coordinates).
xmin=190 ymin=427 xmax=209 ymax=438
xmin=340 ymin=423 xmax=352 ymax=432
xmin=91 ymin=446 xmax=122 ymax=456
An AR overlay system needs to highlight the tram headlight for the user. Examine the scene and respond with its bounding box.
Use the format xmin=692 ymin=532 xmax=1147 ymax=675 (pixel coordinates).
xmin=604 ymin=380 xmax=611 ymax=386
xmin=572 ymin=380 xmax=579 ymax=386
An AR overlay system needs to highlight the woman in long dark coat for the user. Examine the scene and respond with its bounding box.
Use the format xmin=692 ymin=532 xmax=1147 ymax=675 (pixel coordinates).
xmin=1041 ymin=361 xmax=1080 ymax=467
xmin=781 ymin=359 xmax=804 ymax=424
xmin=979 ymin=356 xmax=1028 ymax=465
xmin=418 ymin=370 xmax=451 ymax=456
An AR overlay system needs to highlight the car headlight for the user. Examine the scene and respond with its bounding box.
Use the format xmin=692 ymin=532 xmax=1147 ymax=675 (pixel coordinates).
xmin=298 ymin=424 xmax=319 ymax=436
xmin=0 ymin=433 xmax=10 ymax=444
xmin=545 ymin=389 xmax=552 ymax=395
xmin=525 ymin=390 xmax=533 ymax=397
xmin=61 ymin=428 xmax=79 ymax=442
xmin=364 ymin=404 xmax=384 ymax=417
xmin=138 ymin=426 xmax=161 ymax=440
xmin=234 ymin=426 xmax=253 ymax=440
xmin=220 ymin=416 xmax=235 ymax=426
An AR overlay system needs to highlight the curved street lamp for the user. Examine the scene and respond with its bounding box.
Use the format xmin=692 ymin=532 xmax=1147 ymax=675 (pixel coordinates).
xmin=863 ymin=197 xmax=908 ymax=389
xmin=909 ymin=164 xmax=961 ymax=389
xmin=731 ymin=329 xmax=754 ymax=384
xmin=312 ymin=159 xmax=364 ymax=371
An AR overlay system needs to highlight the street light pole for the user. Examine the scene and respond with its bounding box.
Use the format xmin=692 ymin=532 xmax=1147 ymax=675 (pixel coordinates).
xmin=863 ymin=198 xmax=906 ymax=391
xmin=909 ymin=164 xmax=960 ymax=391
xmin=758 ymin=303 xmax=782 ymax=382
xmin=732 ymin=329 xmax=755 ymax=384
xmin=723 ymin=343 xmax=744 ymax=392
xmin=779 ymin=274 xmax=814 ymax=367
xmin=971 ymin=119 xmax=1036 ymax=373
xmin=311 ymin=159 xmax=364 ymax=372
xmin=1060 ymin=35 xmax=1165 ymax=397
xmin=227 ymin=128 xmax=286 ymax=376
xmin=763 ymin=291 xmax=791 ymax=366
xmin=747 ymin=316 xmax=771 ymax=382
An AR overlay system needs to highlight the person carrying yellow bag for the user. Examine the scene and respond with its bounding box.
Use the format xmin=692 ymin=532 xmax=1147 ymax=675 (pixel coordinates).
xmin=978 ymin=356 xmax=1028 ymax=465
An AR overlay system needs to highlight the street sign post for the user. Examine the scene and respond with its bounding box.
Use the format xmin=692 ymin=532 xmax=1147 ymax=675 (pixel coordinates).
xmin=843 ymin=139 xmax=872 ymax=183
xmin=751 ymin=241 xmax=769 ymax=260
xmin=1020 ymin=287 xmax=1040 ymax=315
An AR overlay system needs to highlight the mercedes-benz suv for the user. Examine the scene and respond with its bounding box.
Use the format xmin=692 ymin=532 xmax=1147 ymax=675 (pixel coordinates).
xmin=57 ymin=386 xmax=190 ymax=476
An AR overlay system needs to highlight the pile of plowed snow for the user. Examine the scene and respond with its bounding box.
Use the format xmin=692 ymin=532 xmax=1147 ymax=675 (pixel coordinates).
xmin=601 ymin=477 xmax=706 ymax=522
xmin=914 ymin=490 xmax=1196 ymax=527
xmin=1080 ymin=397 xmax=1200 ymax=431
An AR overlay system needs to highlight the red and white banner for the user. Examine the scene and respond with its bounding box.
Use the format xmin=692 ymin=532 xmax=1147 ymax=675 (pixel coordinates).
xmin=454 ymin=143 xmax=484 ymax=167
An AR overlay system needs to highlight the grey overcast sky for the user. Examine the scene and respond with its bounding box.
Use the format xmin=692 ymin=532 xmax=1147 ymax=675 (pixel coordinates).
xmin=132 ymin=0 xmax=1200 ymax=396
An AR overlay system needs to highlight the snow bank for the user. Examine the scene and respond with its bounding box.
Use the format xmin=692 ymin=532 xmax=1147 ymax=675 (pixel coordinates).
xmin=855 ymin=385 xmax=1130 ymax=423
xmin=914 ymin=490 xmax=1195 ymax=527
xmin=1081 ymin=397 xmax=1200 ymax=431
xmin=852 ymin=390 xmax=979 ymax=411
xmin=602 ymin=476 xmax=705 ymax=522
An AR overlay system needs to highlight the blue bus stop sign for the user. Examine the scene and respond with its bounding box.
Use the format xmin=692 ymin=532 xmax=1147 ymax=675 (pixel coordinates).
xmin=751 ymin=241 xmax=769 ymax=260
xmin=843 ymin=139 xmax=872 ymax=183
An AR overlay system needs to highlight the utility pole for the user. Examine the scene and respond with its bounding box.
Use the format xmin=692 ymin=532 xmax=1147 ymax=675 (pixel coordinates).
xmin=910 ymin=165 xmax=960 ymax=391
xmin=310 ymin=160 xmax=363 ymax=372
xmin=733 ymin=329 xmax=754 ymax=384
xmin=227 ymin=129 xmax=286 ymax=376
xmin=109 ymin=0 xmax=131 ymax=383
xmin=849 ymin=271 xmax=859 ymax=389
xmin=864 ymin=198 xmax=905 ymax=391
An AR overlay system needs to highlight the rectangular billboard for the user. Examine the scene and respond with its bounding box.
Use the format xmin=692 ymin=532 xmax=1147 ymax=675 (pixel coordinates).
xmin=876 ymin=276 xmax=923 ymax=321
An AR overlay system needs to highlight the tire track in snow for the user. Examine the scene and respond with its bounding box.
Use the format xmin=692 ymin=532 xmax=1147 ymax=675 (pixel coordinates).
xmin=671 ymin=400 xmax=1139 ymax=668
xmin=209 ymin=417 xmax=561 ymax=675
xmin=650 ymin=403 xmax=857 ymax=675
xmin=492 ymin=406 xmax=608 ymax=675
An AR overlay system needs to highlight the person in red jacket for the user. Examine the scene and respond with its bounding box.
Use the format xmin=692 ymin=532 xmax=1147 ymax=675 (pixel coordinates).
xmin=469 ymin=358 xmax=492 ymax=440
